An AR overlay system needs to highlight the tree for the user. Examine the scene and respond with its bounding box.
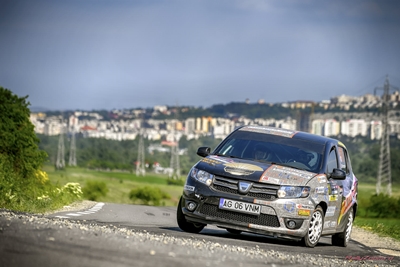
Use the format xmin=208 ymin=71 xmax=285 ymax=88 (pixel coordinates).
xmin=0 ymin=87 xmax=47 ymax=179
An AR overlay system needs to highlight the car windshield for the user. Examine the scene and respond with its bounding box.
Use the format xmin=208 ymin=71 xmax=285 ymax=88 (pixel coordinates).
xmin=213 ymin=130 xmax=324 ymax=173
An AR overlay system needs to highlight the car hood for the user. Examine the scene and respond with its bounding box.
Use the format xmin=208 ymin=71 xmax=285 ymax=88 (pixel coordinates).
xmin=195 ymin=155 xmax=318 ymax=186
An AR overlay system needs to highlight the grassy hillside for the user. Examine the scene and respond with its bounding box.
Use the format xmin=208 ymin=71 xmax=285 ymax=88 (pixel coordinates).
xmin=44 ymin=165 xmax=184 ymax=207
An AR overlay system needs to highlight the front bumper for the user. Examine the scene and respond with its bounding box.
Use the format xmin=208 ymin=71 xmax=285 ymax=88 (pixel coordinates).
xmin=181 ymin=179 xmax=314 ymax=240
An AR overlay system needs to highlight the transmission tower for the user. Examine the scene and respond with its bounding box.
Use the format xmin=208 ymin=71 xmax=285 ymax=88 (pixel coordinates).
xmin=169 ymin=105 xmax=181 ymax=179
xmin=56 ymin=126 xmax=65 ymax=170
xmin=68 ymin=130 xmax=77 ymax=166
xmin=375 ymin=76 xmax=396 ymax=196
xmin=136 ymin=130 xmax=146 ymax=176
xmin=169 ymin=140 xmax=181 ymax=179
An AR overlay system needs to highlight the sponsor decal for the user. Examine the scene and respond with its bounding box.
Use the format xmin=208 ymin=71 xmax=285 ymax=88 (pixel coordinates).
xmin=184 ymin=185 xmax=195 ymax=192
xmin=296 ymin=204 xmax=314 ymax=210
xmin=240 ymin=126 xmax=297 ymax=138
xmin=260 ymin=165 xmax=313 ymax=184
xmin=338 ymin=192 xmax=356 ymax=224
xmin=338 ymin=141 xmax=347 ymax=149
xmin=259 ymin=175 xmax=281 ymax=184
xmin=203 ymin=156 xmax=236 ymax=165
xmin=317 ymin=175 xmax=327 ymax=183
xmin=201 ymin=158 xmax=221 ymax=166
xmin=283 ymin=201 xmax=296 ymax=213
xmin=326 ymin=206 xmax=336 ymax=217
xmin=298 ymin=209 xmax=310 ymax=216
xmin=315 ymin=187 xmax=325 ymax=194
xmin=324 ymin=221 xmax=336 ymax=228
xmin=224 ymin=162 xmax=263 ymax=176
xmin=329 ymin=195 xmax=338 ymax=201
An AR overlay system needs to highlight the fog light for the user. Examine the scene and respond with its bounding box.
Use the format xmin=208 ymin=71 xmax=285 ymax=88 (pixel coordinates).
xmin=287 ymin=220 xmax=296 ymax=229
xmin=284 ymin=218 xmax=303 ymax=229
xmin=187 ymin=202 xmax=197 ymax=211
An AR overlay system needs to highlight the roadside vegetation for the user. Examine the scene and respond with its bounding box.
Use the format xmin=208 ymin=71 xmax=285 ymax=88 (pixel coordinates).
xmin=0 ymin=87 xmax=82 ymax=213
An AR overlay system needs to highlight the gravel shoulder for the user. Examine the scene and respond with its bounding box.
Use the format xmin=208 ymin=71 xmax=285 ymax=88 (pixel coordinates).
xmin=1 ymin=201 xmax=399 ymax=267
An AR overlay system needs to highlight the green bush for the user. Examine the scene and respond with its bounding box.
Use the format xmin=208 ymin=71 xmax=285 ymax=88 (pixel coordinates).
xmin=166 ymin=178 xmax=185 ymax=186
xmin=367 ymin=193 xmax=400 ymax=218
xmin=129 ymin=186 xmax=170 ymax=206
xmin=82 ymin=181 xmax=108 ymax=201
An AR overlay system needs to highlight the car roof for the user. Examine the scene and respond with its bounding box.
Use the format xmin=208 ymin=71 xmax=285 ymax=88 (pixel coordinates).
xmin=238 ymin=125 xmax=341 ymax=147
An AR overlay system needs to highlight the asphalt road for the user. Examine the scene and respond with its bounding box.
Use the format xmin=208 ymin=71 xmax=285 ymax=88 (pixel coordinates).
xmin=0 ymin=203 xmax=398 ymax=267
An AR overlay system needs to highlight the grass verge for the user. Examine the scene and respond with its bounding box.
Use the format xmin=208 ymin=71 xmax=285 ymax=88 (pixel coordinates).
xmin=354 ymin=217 xmax=400 ymax=241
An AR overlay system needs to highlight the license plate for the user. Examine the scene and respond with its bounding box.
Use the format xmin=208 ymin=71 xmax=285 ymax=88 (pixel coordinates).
xmin=219 ymin=198 xmax=261 ymax=215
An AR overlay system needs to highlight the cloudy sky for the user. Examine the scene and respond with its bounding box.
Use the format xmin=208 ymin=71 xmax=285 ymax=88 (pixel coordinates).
xmin=1 ymin=0 xmax=400 ymax=111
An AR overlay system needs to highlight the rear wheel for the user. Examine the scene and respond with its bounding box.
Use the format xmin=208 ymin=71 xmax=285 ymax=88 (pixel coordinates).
xmin=176 ymin=196 xmax=205 ymax=233
xmin=332 ymin=207 xmax=354 ymax=247
xmin=302 ymin=205 xmax=324 ymax=248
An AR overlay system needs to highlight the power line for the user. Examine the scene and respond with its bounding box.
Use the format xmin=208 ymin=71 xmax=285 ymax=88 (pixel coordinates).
xmin=354 ymin=75 xmax=387 ymax=95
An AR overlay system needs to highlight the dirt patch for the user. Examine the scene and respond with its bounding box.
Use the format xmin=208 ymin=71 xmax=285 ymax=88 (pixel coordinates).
xmin=351 ymin=226 xmax=400 ymax=257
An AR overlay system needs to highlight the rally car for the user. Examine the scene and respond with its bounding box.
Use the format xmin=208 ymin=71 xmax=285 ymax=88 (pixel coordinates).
xmin=177 ymin=125 xmax=358 ymax=247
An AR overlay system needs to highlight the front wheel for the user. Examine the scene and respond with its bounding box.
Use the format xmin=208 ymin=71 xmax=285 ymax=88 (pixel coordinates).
xmin=176 ymin=196 xmax=205 ymax=233
xmin=302 ymin=205 xmax=324 ymax=248
xmin=332 ymin=207 xmax=354 ymax=247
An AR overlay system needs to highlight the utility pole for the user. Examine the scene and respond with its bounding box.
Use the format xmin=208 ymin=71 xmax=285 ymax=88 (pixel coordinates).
xmin=56 ymin=125 xmax=65 ymax=170
xmin=374 ymin=75 xmax=397 ymax=196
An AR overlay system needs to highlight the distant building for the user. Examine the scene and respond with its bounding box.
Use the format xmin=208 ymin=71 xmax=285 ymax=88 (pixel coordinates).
xmin=341 ymin=119 xmax=368 ymax=137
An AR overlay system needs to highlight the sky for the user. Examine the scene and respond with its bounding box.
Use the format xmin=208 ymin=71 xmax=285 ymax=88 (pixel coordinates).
xmin=1 ymin=0 xmax=400 ymax=111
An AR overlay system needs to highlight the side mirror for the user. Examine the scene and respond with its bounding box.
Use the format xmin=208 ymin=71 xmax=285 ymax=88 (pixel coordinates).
xmin=197 ymin=147 xmax=211 ymax=157
xmin=330 ymin=168 xmax=346 ymax=180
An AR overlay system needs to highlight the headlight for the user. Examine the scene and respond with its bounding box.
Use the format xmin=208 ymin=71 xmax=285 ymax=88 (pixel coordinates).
xmin=277 ymin=186 xmax=310 ymax=198
xmin=190 ymin=168 xmax=213 ymax=186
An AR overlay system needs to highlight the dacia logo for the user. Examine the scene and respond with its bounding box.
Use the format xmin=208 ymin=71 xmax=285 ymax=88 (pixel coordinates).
xmin=238 ymin=181 xmax=252 ymax=194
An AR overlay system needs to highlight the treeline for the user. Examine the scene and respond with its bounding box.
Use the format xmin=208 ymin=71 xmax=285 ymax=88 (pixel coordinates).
xmin=37 ymin=133 xmax=400 ymax=183
xmin=39 ymin=99 xmax=400 ymax=122
xmin=37 ymin=133 xmax=222 ymax=175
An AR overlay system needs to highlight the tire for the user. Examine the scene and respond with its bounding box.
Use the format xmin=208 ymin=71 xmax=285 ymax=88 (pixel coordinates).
xmin=226 ymin=228 xmax=242 ymax=235
xmin=176 ymin=196 xmax=205 ymax=233
xmin=302 ymin=205 xmax=324 ymax=248
xmin=332 ymin=207 xmax=354 ymax=247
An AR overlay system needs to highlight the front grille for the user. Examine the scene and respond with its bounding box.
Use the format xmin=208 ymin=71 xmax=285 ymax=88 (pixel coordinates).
xmin=200 ymin=203 xmax=280 ymax=227
xmin=211 ymin=176 xmax=279 ymax=200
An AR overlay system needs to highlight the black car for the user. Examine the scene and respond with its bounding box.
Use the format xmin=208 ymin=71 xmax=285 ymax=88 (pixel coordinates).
xmin=177 ymin=125 xmax=358 ymax=247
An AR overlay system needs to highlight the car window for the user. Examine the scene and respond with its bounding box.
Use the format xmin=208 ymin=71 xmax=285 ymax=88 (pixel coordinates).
xmin=326 ymin=148 xmax=338 ymax=173
xmin=213 ymin=130 xmax=324 ymax=172
xmin=337 ymin=146 xmax=348 ymax=174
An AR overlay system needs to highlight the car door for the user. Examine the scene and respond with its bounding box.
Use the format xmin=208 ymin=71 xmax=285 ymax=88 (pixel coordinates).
xmin=324 ymin=146 xmax=343 ymax=230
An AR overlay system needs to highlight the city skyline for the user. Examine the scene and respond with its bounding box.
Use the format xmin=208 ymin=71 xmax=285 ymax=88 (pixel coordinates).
xmin=1 ymin=0 xmax=400 ymax=111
